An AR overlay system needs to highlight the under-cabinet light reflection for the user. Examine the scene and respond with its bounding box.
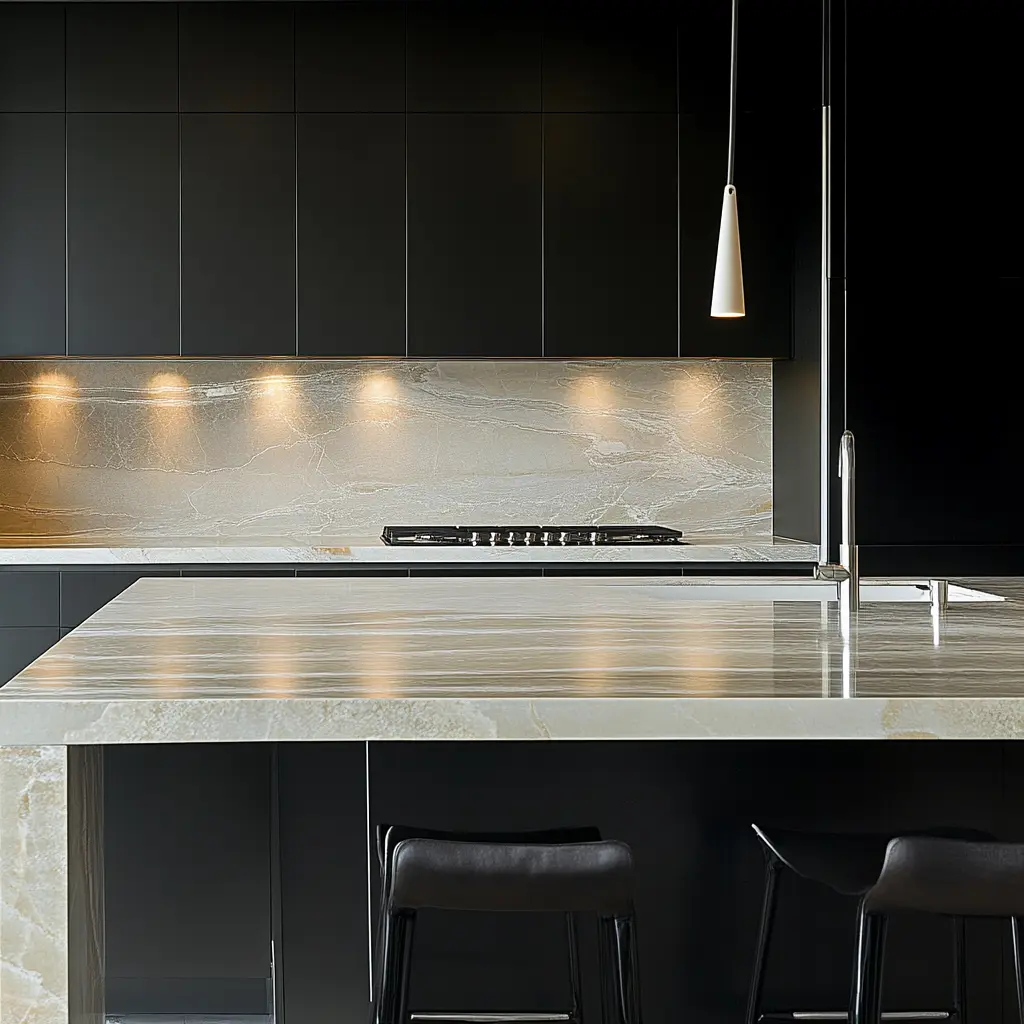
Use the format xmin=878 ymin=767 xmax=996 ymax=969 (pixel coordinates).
xmin=30 ymin=371 xmax=77 ymax=401
xmin=147 ymin=372 xmax=189 ymax=406
xmin=260 ymin=373 xmax=294 ymax=400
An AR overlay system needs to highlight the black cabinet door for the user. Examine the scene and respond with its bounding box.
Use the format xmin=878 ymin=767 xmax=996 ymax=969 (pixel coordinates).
xmin=0 ymin=627 xmax=61 ymax=686
xmin=544 ymin=113 xmax=677 ymax=357
xmin=297 ymin=114 xmax=405 ymax=357
xmin=679 ymin=114 xmax=794 ymax=359
xmin=179 ymin=2 xmax=293 ymax=113
xmin=0 ymin=4 xmax=64 ymax=112
xmin=543 ymin=1 xmax=676 ymax=113
xmin=0 ymin=571 xmax=60 ymax=627
xmin=66 ymin=3 xmax=178 ymax=113
xmin=407 ymin=114 xmax=542 ymax=357
xmin=67 ymin=115 xmax=179 ymax=356
xmin=181 ymin=114 xmax=296 ymax=357
xmin=406 ymin=1 xmax=541 ymax=112
xmin=104 ymin=744 xmax=273 ymax=1015
xmin=60 ymin=571 xmax=179 ymax=630
xmin=296 ymin=2 xmax=406 ymax=113
xmin=0 ymin=114 xmax=66 ymax=356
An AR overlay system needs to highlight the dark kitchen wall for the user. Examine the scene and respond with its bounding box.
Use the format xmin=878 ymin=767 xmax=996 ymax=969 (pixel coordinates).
xmin=0 ymin=0 xmax=821 ymax=361
xmin=841 ymin=0 xmax=1024 ymax=574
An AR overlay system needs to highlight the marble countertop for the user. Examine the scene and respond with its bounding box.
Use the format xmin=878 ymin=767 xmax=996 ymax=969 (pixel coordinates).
xmin=3 ymin=576 xmax=1024 ymax=744
xmin=0 ymin=533 xmax=818 ymax=565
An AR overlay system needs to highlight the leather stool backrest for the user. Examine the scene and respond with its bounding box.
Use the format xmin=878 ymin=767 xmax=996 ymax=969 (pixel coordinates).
xmin=865 ymin=838 xmax=1024 ymax=917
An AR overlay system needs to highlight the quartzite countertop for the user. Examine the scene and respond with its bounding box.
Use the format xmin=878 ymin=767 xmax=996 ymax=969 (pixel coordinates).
xmin=2 ymin=576 xmax=1024 ymax=744
xmin=0 ymin=533 xmax=817 ymax=565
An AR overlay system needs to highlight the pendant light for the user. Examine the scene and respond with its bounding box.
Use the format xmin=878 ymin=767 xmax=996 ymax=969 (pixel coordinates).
xmin=710 ymin=0 xmax=745 ymax=317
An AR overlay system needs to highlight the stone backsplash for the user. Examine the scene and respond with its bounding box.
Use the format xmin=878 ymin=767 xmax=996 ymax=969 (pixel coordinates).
xmin=0 ymin=360 xmax=771 ymax=539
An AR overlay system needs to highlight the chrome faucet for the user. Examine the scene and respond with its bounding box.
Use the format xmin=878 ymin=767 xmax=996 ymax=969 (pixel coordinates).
xmin=838 ymin=430 xmax=859 ymax=611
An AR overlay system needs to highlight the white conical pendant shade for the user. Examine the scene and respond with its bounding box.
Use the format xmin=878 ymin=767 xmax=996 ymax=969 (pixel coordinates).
xmin=710 ymin=185 xmax=745 ymax=317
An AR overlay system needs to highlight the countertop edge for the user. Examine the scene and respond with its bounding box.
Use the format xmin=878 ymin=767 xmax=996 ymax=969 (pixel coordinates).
xmin=1 ymin=695 xmax=1021 ymax=745
xmin=0 ymin=536 xmax=819 ymax=566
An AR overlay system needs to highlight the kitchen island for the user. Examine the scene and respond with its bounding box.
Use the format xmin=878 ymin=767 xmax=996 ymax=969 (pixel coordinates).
xmin=5 ymin=575 xmax=1024 ymax=1024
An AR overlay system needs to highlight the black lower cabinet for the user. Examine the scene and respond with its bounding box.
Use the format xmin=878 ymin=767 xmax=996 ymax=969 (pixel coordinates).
xmin=0 ymin=570 xmax=60 ymax=684
xmin=60 ymin=570 xmax=178 ymax=630
xmin=0 ymin=626 xmax=61 ymax=685
xmin=104 ymin=744 xmax=274 ymax=1016
xmin=259 ymin=741 xmax=1012 ymax=1024
xmin=276 ymin=743 xmax=370 ymax=1024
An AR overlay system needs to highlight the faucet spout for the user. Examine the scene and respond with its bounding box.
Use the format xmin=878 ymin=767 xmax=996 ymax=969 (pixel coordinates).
xmin=838 ymin=430 xmax=859 ymax=611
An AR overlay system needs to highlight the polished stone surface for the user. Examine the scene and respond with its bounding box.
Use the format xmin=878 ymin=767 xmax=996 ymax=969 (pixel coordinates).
xmin=0 ymin=360 xmax=772 ymax=540
xmin=2 ymin=577 xmax=1024 ymax=743
xmin=0 ymin=533 xmax=818 ymax=565
xmin=0 ymin=747 xmax=103 ymax=1024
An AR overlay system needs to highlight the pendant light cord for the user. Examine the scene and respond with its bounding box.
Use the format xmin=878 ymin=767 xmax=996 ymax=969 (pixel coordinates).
xmin=726 ymin=0 xmax=739 ymax=186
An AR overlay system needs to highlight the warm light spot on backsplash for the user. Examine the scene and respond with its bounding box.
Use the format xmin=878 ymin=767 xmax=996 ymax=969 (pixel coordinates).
xmin=259 ymin=373 xmax=295 ymax=402
xmin=147 ymin=372 xmax=189 ymax=405
xmin=357 ymin=372 xmax=400 ymax=426
xmin=28 ymin=372 xmax=78 ymax=450
xmin=360 ymin=373 xmax=398 ymax=403
xmin=571 ymin=375 xmax=615 ymax=412
xmin=30 ymin=371 xmax=77 ymax=402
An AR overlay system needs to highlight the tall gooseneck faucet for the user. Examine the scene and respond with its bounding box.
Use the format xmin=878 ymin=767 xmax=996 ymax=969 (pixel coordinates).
xmin=839 ymin=430 xmax=859 ymax=611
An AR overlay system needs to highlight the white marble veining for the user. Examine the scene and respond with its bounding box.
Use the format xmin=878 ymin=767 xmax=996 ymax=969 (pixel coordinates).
xmin=0 ymin=746 xmax=69 ymax=1024
xmin=0 ymin=748 xmax=103 ymax=1024
xmin=0 ymin=360 xmax=773 ymax=541
xmin=3 ymin=577 xmax=1024 ymax=744
xmin=0 ymin=534 xmax=817 ymax=565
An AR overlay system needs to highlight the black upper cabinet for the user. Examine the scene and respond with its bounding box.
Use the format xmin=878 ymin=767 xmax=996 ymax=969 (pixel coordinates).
xmin=297 ymin=114 xmax=405 ymax=357
xmin=543 ymin=1 xmax=676 ymax=112
xmin=544 ymin=114 xmax=677 ymax=358
xmin=407 ymin=114 xmax=542 ymax=357
xmin=67 ymin=4 xmax=178 ymax=113
xmin=296 ymin=2 xmax=405 ymax=112
xmin=179 ymin=3 xmax=294 ymax=112
xmin=407 ymin=1 xmax=541 ymax=112
xmin=0 ymin=115 xmax=65 ymax=356
xmin=68 ymin=115 xmax=179 ymax=356
xmin=180 ymin=115 xmax=295 ymax=357
xmin=0 ymin=5 xmax=64 ymax=112
xmin=679 ymin=113 xmax=794 ymax=358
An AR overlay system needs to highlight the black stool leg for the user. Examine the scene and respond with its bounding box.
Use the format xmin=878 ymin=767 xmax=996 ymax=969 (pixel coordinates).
xmin=615 ymin=914 xmax=643 ymax=1024
xmin=597 ymin=914 xmax=643 ymax=1024
xmin=566 ymin=912 xmax=584 ymax=1023
xmin=1010 ymin=918 xmax=1024 ymax=1024
xmin=850 ymin=901 xmax=887 ymax=1024
xmin=377 ymin=909 xmax=416 ymax=1024
xmin=745 ymin=855 xmax=780 ymax=1024
xmin=952 ymin=916 xmax=967 ymax=1023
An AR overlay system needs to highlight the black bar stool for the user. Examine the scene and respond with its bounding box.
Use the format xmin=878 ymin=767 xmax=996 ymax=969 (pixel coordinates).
xmin=372 ymin=825 xmax=601 ymax=1023
xmin=747 ymin=824 xmax=996 ymax=1023
xmin=852 ymin=837 xmax=1024 ymax=1024
xmin=373 ymin=828 xmax=643 ymax=1024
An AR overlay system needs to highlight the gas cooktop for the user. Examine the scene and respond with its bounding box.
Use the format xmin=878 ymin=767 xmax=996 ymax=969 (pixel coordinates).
xmin=381 ymin=525 xmax=686 ymax=546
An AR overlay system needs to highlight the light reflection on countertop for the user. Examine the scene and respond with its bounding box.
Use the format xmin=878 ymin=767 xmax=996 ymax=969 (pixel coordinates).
xmin=2 ymin=576 xmax=1024 ymax=745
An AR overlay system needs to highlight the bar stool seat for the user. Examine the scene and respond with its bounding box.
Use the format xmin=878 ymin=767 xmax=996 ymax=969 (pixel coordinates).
xmin=371 ymin=824 xmax=601 ymax=1023
xmin=747 ymin=824 xmax=997 ymax=1023
xmin=374 ymin=831 xmax=643 ymax=1024
xmin=854 ymin=838 xmax=1024 ymax=1024
xmin=390 ymin=838 xmax=635 ymax=914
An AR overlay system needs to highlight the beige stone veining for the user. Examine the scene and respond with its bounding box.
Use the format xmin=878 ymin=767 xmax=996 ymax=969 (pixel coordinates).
xmin=4 ymin=577 xmax=1024 ymax=744
xmin=0 ymin=360 xmax=772 ymax=540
